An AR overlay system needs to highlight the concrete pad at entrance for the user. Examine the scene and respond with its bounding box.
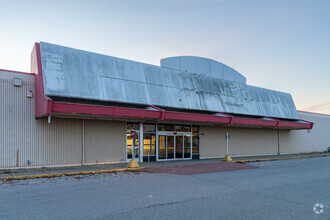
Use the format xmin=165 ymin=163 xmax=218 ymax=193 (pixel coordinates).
xmin=135 ymin=162 xmax=257 ymax=175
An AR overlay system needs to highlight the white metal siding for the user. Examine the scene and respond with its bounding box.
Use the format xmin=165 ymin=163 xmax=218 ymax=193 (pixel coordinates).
xmin=84 ymin=120 xmax=126 ymax=164
xmin=199 ymin=126 xmax=278 ymax=158
xmin=0 ymin=71 xmax=82 ymax=167
xmin=279 ymin=112 xmax=330 ymax=154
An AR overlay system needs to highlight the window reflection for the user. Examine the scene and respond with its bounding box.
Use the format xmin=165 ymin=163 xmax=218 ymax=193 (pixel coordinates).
xmin=143 ymin=134 xmax=156 ymax=156
xmin=192 ymin=134 xmax=199 ymax=154
xmin=157 ymin=124 xmax=175 ymax=131
xmin=143 ymin=124 xmax=156 ymax=132
xmin=127 ymin=123 xmax=199 ymax=160
xmin=127 ymin=123 xmax=139 ymax=130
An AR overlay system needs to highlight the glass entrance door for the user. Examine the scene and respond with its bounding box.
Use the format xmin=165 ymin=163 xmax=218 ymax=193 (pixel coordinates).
xmin=176 ymin=135 xmax=183 ymax=159
xmin=167 ymin=135 xmax=174 ymax=159
xmin=157 ymin=134 xmax=192 ymax=161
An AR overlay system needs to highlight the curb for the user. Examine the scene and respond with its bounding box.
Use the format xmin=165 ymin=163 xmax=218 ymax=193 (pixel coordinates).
xmin=0 ymin=167 xmax=143 ymax=181
xmin=234 ymin=154 xmax=330 ymax=163
xmin=1 ymin=154 xmax=329 ymax=181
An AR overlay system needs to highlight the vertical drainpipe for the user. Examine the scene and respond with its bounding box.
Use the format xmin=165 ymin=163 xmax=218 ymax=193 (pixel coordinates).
xmin=16 ymin=150 xmax=19 ymax=167
xmin=277 ymin=129 xmax=280 ymax=155
xmin=139 ymin=122 xmax=143 ymax=162
xmin=82 ymin=119 xmax=85 ymax=165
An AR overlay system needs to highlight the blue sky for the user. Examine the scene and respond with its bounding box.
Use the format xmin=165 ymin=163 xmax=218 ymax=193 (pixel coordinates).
xmin=0 ymin=0 xmax=329 ymax=114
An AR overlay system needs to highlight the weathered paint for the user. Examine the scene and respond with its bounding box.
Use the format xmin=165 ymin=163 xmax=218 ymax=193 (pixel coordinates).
xmin=161 ymin=56 xmax=246 ymax=84
xmin=39 ymin=42 xmax=299 ymax=120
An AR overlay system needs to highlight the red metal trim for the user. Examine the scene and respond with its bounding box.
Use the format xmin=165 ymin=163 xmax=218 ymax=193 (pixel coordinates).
xmin=222 ymin=113 xmax=277 ymax=127
xmin=36 ymin=93 xmax=53 ymax=116
xmin=52 ymin=102 xmax=161 ymax=119
xmin=0 ymin=69 xmax=34 ymax=75
xmin=49 ymin=101 xmax=313 ymax=129
xmin=34 ymin=43 xmax=44 ymax=93
xmin=278 ymin=120 xmax=313 ymax=129
xmin=51 ymin=102 xmax=231 ymax=123
xmin=233 ymin=117 xmax=277 ymax=127
xmin=32 ymin=42 xmax=51 ymax=118
xmin=164 ymin=111 xmax=231 ymax=123
xmin=219 ymin=112 xmax=234 ymax=125
xmin=265 ymin=117 xmax=280 ymax=127
xmin=266 ymin=117 xmax=313 ymax=129
xmin=149 ymin=105 xmax=165 ymax=120
xmin=299 ymin=119 xmax=314 ymax=129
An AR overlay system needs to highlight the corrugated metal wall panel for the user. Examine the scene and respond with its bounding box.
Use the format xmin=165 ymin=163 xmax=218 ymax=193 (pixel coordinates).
xmin=0 ymin=71 xmax=82 ymax=168
xmin=84 ymin=120 xmax=126 ymax=164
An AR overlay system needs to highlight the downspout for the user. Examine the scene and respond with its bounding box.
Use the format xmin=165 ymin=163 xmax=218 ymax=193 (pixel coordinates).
xmin=139 ymin=122 xmax=143 ymax=162
xmin=149 ymin=105 xmax=165 ymax=121
xmin=277 ymin=129 xmax=280 ymax=155
xmin=218 ymin=112 xmax=234 ymax=125
xmin=82 ymin=119 xmax=85 ymax=165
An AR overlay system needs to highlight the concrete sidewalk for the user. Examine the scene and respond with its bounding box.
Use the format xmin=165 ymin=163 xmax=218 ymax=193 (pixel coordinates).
xmin=0 ymin=152 xmax=329 ymax=180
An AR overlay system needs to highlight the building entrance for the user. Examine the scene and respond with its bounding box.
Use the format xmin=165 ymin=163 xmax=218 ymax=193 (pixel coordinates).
xmin=157 ymin=133 xmax=192 ymax=161
xmin=126 ymin=123 xmax=199 ymax=162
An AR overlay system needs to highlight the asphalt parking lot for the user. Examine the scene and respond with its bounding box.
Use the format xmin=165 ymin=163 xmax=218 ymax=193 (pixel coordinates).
xmin=0 ymin=157 xmax=329 ymax=219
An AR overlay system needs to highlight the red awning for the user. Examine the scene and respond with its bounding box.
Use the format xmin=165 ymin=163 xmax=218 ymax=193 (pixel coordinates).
xmin=48 ymin=101 xmax=313 ymax=130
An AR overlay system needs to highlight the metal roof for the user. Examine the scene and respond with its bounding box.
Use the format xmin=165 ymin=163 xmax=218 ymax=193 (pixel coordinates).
xmin=40 ymin=42 xmax=299 ymax=120
xmin=161 ymin=56 xmax=246 ymax=84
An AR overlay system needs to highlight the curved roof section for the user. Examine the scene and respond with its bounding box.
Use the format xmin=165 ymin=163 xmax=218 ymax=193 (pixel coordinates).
xmin=161 ymin=56 xmax=246 ymax=84
xmin=39 ymin=42 xmax=299 ymax=120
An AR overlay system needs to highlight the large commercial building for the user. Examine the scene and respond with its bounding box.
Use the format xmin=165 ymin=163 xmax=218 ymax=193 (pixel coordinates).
xmin=0 ymin=42 xmax=329 ymax=168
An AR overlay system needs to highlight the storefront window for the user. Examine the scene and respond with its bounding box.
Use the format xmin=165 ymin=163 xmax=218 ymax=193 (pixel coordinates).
xmin=143 ymin=134 xmax=156 ymax=156
xmin=127 ymin=122 xmax=199 ymax=161
xmin=192 ymin=134 xmax=199 ymax=154
xmin=127 ymin=123 xmax=139 ymax=131
xmin=157 ymin=124 xmax=175 ymax=131
xmin=158 ymin=124 xmax=192 ymax=132
xmin=175 ymin=125 xmax=191 ymax=132
xmin=143 ymin=124 xmax=156 ymax=132
xmin=126 ymin=133 xmax=139 ymax=160
xmin=192 ymin=126 xmax=199 ymax=157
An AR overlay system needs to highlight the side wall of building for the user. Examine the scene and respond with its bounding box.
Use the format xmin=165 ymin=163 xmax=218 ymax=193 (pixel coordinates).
xmin=199 ymin=126 xmax=278 ymax=159
xmin=0 ymin=71 xmax=126 ymax=168
xmin=199 ymin=112 xmax=330 ymax=159
xmin=279 ymin=112 xmax=330 ymax=154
